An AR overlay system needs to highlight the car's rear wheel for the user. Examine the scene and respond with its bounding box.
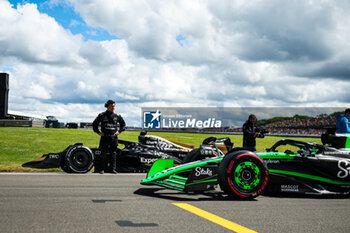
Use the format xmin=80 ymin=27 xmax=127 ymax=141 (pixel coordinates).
xmin=218 ymin=150 xmax=268 ymax=199
xmin=63 ymin=145 xmax=94 ymax=173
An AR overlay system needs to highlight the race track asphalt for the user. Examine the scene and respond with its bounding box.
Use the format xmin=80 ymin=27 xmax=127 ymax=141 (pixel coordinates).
xmin=0 ymin=173 xmax=350 ymax=233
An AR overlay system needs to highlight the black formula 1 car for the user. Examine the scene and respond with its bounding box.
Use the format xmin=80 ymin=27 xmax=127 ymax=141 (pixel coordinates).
xmin=141 ymin=133 xmax=350 ymax=199
xmin=22 ymin=132 xmax=232 ymax=173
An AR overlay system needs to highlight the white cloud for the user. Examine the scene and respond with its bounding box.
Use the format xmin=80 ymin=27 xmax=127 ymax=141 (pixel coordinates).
xmin=1 ymin=0 xmax=350 ymax=125
xmin=0 ymin=1 xmax=83 ymax=65
xmin=69 ymin=19 xmax=81 ymax=27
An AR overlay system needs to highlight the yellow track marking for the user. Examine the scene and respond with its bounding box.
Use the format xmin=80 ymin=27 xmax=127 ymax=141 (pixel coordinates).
xmin=172 ymin=203 xmax=258 ymax=233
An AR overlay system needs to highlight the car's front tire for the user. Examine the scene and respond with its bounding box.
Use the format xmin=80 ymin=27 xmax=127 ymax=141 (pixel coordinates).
xmin=62 ymin=145 xmax=94 ymax=173
xmin=218 ymin=150 xmax=269 ymax=199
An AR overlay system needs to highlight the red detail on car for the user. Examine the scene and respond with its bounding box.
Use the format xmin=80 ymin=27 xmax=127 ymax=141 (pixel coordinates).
xmin=258 ymin=177 xmax=269 ymax=195
xmin=227 ymin=160 xmax=234 ymax=173
xmin=236 ymin=153 xmax=264 ymax=164
xmin=227 ymin=177 xmax=248 ymax=197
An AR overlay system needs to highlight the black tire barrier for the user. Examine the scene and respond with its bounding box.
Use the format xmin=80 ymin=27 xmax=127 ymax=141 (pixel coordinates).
xmin=218 ymin=150 xmax=269 ymax=199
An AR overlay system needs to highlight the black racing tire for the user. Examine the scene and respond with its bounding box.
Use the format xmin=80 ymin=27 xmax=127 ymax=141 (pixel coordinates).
xmin=63 ymin=145 xmax=94 ymax=173
xmin=61 ymin=164 xmax=74 ymax=173
xmin=218 ymin=150 xmax=269 ymax=200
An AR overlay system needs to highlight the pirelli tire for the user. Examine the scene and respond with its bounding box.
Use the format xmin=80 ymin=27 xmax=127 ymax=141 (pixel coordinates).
xmin=218 ymin=150 xmax=269 ymax=200
xmin=62 ymin=145 xmax=94 ymax=173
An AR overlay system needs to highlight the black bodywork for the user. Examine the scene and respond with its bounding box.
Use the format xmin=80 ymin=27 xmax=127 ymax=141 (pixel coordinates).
xmin=260 ymin=138 xmax=350 ymax=196
xmin=140 ymin=133 xmax=350 ymax=198
xmin=22 ymin=132 xmax=195 ymax=173
xmin=22 ymin=132 xmax=231 ymax=173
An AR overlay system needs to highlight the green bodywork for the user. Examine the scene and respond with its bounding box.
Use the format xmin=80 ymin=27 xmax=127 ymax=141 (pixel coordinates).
xmin=327 ymin=133 xmax=350 ymax=149
xmin=141 ymin=158 xmax=221 ymax=190
xmin=346 ymin=134 xmax=350 ymax=149
xmin=140 ymin=152 xmax=293 ymax=191
xmin=257 ymin=152 xmax=296 ymax=160
xmin=336 ymin=133 xmax=350 ymax=149
xmin=140 ymin=135 xmax=350 ymax=191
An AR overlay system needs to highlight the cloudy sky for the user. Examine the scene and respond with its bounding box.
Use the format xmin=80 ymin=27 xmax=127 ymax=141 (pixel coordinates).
xmin=0 ymin=0 xmax=349 ymax=126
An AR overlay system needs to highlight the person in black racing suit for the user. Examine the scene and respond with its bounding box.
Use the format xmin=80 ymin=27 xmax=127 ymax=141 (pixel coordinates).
xmin=93 ymin=100 xmax=126 ymax=174
xmin=242 ymin=114 xmax=262 ymax=151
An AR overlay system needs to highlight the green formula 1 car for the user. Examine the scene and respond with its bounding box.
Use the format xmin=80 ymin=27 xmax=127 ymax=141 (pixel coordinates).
xmin=141 ymin=133 xmax=350 ymax=199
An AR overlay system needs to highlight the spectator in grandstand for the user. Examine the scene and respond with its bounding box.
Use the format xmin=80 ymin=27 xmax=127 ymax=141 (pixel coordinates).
xmin=336 ymin=108 xmax=350 ymax=134
xmin=242 ymin=114 xmax=262 ymax=151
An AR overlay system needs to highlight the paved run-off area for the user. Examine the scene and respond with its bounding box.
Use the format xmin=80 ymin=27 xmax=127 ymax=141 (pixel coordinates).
xmin=0 ymin=173 xmax=349 ymax=233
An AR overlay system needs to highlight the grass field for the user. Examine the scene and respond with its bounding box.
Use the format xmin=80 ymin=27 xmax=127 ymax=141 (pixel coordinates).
xmin=0 ymin=127 xmax=322 ymax=172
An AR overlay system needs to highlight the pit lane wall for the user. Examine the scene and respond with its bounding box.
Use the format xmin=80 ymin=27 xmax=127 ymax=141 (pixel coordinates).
xmin=0 ymin=119 xmax=44 ymax=127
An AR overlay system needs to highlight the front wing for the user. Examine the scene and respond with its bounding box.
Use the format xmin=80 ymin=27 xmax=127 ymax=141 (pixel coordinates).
xmin=141 ymin=158 xmax=220 ymax=192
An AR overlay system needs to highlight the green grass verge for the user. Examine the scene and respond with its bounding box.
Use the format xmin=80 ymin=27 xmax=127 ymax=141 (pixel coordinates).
xmin=0 ymin=127 xmax=321 ymax=172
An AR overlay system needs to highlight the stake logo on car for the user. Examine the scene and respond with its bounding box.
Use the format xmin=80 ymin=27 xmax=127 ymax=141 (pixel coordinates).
xmin=337 ymin=160 xmax=350 ymax=178
xmin=195 ymin=167 xmax=213 ymax=176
